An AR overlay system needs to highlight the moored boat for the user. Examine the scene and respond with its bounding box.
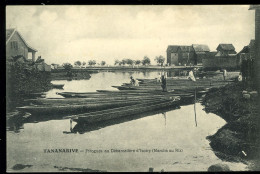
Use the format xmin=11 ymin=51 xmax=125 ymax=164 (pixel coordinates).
xmin=71 ymin=98 xmax=180 ymax=123
xmin=17 ymin=97 xmax=178 ymax=115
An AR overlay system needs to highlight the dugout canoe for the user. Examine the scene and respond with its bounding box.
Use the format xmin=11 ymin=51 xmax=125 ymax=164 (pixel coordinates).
xmin=71 ymin=98 xmax=180 ymax=123
xmin=112 ymin=85 xmax=207 ymax=91
xmin=56 ymin=91 xmax=183 ymax=98
xmin=17 ymin=97 xmax=177 ymax=115
xmin=28 ymin=95 xmax=179 ymax=105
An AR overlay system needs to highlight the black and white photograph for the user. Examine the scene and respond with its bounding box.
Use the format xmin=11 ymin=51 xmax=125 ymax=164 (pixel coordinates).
xmin=5 ymin=4 xmax=260 ymax=172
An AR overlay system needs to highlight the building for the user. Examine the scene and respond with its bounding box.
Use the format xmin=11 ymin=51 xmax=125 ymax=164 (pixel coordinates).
xmin=237 ymin=40 xmax=255 ymax=63
xmin=177 ymin=46 xmax=194 ymax=65
xmin=192 ymin=44 xmax=210 ymax=65
xmin=202 ymin=44 xmax=239 ymax=70
xmin=215 ymin=44 xmax=237 ymax=56
xmin=249 ymin=40 xmax=256 ymax=59
xmin=167 ymin=44 xmax=210 ymax=66
xmin=249 ymin=5 xmax=260 ymax=89
xmin=166 ymin=45 xmax=180 ymax=66
xmin=249 ymin=5 xmax=260 ymax=64
xmin=6 ymin=28 xmax=51 ymax=72
xmin=6 ymin=28 xmax=37 ymax=62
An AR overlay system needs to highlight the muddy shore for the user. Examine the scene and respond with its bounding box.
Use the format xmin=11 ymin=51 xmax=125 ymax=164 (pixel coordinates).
xmin=202 ymin=82 xmax=260 ymax=170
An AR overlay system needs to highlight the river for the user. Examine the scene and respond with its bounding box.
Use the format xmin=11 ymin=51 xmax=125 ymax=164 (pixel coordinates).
xmin=6 ymin=71 xmax=248 ymax=172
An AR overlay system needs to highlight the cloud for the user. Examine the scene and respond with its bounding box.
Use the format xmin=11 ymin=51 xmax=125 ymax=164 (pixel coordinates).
xmin=6 ymin=5 xmax=254 ymax=65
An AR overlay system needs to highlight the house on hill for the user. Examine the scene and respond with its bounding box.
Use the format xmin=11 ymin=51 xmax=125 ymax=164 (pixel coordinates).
xmin=216 ymin=44 xmax=237 ymax=56
xmin=6 ymin=28 xmax=37 ymax=62
xmin=6 ymin=28 xmax=51 ymax=72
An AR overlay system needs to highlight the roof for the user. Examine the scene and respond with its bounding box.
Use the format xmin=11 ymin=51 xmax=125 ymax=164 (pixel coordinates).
xmin=6 ymin=28 xmax=37 ymax=52
xmin=192 ymin=44 xmax=210 ymax=52
xmin=216 ymin=44 xmax=235 ymax=51
xmin=178 ymin=46 xmax=192 ymax=52
xmin=238 ymin=46 xmax=250 ymax=54
xmin=249 ymin=5 xmax=260 ymax=10
xmin=167 ymin=45 xmax=179 ymax=52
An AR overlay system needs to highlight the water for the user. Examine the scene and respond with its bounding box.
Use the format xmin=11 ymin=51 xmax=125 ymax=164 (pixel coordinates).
xmin=6 ymin=71 xmax=248 ymax=172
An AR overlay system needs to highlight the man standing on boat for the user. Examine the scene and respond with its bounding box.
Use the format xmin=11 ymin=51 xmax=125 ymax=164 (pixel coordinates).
xmin=161 ymin=75 xmax=167 ymax=92
xmin=223 ymin=69 xmax=227 ymax=81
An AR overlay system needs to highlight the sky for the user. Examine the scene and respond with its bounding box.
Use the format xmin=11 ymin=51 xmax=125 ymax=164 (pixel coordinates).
xmin=6 ymin=5 xmax=255 ymax=65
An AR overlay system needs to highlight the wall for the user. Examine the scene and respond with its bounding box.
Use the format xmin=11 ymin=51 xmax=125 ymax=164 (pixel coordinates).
xmin=195 ymin=52 xmax=208 ymax=65
xmin=255 ymin=10 xmax=260 ymax=87
xmin=170 ymin=53 xmax=178 ymax=65
xmin=6 ymin=32 xmax=28 ymax=60
xmin=202 ymin=55 xmax=239 ymax=70
xmin=178 ymin=50 xmax=195 ymax=65
xmin=166 ymin=50 xmax=173 ymax=66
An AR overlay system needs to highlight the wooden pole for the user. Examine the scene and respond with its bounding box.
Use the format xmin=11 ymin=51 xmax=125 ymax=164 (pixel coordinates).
xmin=194 ymin=87 xmax=197 ymax=127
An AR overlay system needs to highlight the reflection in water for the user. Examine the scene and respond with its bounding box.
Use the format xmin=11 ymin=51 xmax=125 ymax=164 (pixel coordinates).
xmin=67 ymin=106 xmax=179 ymax=134
xmin=162 ymin=112 xmax=166 ymax=127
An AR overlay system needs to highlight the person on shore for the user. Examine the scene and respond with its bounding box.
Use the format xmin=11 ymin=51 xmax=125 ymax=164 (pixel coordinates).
xmin=223 ymin=69 xmax=227 ymax=81
xmin=188 ymin=70 xmax=196 ymax=81
xmin=130 ymin=76 xmax=136 ymax=86
xmin=161 ymin=75 xmax=167 ymax=92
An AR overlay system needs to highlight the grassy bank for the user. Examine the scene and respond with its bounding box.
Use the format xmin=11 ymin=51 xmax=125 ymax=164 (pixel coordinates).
xmin=202 ymin=82 xmax=260 ymax=170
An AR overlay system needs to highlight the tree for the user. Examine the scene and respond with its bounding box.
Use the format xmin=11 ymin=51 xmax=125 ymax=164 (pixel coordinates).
xmin=62 ymin=63 xmax=73 ymax=77
xmin=135 ymin=60 xmax=141 ymax=66
xmin=74 ymin=61 xmax=81 ymax=67
xmin=82 ymin=61 xmax=86 ymax=66
xmin=114 ymin=59 xmax=120 ymax=65
xmin=126 ymin=59 xmax=134 ymax=66
xmin=122 ymin=59 xmax=127 ymax=66
xmin=88 ymin=60 xmax=96 ymax=66
xmin=142 ymin=56 xmax=151 ymax=66
xmin=154 ymin=55 xmax=165 ymax=66
xmin=101 ymin=61 xmax=106 ymax=66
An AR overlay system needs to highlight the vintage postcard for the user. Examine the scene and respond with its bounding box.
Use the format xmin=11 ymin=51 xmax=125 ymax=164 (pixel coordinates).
xmin=6 ymin=5 xmax=260 ymax=172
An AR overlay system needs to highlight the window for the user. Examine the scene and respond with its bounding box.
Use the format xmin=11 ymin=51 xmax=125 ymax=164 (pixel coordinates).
xmin=11 ymin=41 xmax=18 ymax=50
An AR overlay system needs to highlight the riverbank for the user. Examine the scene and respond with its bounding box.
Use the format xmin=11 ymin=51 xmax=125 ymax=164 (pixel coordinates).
xmin=202 ymin=82 xmax=260 ymax=170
